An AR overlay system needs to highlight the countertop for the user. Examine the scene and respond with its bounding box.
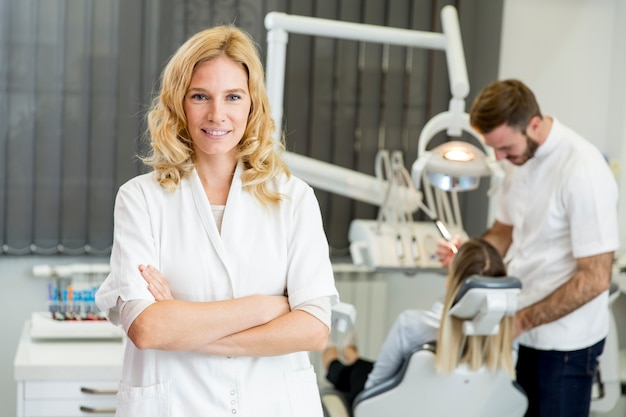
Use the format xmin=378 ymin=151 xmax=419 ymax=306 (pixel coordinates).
xmin=14 ymin=320 xmax=124 ymax=381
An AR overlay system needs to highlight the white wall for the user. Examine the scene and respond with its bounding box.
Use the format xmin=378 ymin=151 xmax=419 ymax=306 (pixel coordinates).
xmin=499 ymin=3 xmax=626 ymax=414
xmin=499 ymin=0 xmax=626 ymax=248
xmin=607 ymin=0 xmax=626 ymax=252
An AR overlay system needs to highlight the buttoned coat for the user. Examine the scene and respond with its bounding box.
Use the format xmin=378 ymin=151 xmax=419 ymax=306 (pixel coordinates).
xmin=97 ymin=163 xmax=339 ymax=416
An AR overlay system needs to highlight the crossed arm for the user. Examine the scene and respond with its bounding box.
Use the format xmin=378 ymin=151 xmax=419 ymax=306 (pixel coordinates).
xmin=127 ymin=265 xmax=329 ymax=356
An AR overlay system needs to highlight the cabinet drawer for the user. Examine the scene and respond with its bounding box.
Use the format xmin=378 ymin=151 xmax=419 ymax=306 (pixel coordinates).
xmin=24 ymin=398 xmax=116 ymax=416
xmin=24 ymin=380 xmax=118 ymax=399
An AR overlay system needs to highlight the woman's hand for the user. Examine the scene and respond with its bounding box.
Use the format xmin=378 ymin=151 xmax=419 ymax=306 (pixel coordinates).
xmin=138 ymin=264 xmax=290 ymax=321
xmin=139 ymin=264 xmax=174 ymax=301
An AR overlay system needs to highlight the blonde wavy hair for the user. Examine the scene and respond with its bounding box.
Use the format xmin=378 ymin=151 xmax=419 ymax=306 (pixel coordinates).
xmin=142 ymin=25 xmax=289 ymax=205
xmin=435 ymin=238 xmax=515 ymax=377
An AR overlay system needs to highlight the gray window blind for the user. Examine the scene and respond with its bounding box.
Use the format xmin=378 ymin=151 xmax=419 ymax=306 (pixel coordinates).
xmin=0 ymin=0 xmax=502 ymax=256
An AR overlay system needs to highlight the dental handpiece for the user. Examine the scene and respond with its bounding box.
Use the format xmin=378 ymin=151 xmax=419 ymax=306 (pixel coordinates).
xmin=434 ymin=219 xmax=458 ymax=254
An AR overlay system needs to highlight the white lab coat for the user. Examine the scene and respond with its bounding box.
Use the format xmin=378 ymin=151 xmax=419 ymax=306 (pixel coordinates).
xmin=96 ymin=162 xmax=339 ymax=417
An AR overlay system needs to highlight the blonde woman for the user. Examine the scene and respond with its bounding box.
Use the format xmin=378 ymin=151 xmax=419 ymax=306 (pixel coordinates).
xmin=96 ymin=25 xmax=338 ymax=417
xmin=435 ymin=238 xmax=514 ymax=375
xmin=322 ymin=238 xmax=514 ymax=406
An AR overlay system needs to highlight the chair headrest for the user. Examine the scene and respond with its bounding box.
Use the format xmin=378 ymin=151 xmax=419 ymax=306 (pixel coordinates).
xmin=448 ymin=275 xmax=521 ymax=336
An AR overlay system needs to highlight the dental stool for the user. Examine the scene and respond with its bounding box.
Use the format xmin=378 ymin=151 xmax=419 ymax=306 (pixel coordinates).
xmin=322 ymin=275 xmax=528 ymax=417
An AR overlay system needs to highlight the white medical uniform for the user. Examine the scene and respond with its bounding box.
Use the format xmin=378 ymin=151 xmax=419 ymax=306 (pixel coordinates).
xmin=96 ymin=162 xmax=339 ymax=417
xmin=497 ymin=117 xmax=619 ymax=351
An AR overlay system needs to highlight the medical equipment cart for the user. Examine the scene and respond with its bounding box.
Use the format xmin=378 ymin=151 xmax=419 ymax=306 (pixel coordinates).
xmin=13 ymin=320 xmax=123 ymax=417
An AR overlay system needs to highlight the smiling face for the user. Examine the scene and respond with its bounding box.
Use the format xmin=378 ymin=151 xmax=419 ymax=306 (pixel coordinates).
xmin=481 ymin=123 xmax=540 ymax=166
xmin=183 ymin=56 xmax=251 ymax=161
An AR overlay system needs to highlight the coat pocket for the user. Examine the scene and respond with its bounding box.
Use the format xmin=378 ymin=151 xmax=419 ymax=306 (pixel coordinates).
xmin=116 ymin=380 xmax=171 ymax=417
xmin=284 ymin=365 xmax=324 ymax=417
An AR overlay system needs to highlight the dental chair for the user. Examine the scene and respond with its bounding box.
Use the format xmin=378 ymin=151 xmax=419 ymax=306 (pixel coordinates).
xmin=322 ymin=275 xmax=528 ymax=417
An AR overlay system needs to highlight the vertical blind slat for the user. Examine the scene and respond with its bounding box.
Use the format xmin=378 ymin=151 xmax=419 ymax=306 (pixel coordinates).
xmin=0 ymin=0 xmax=12 ymax=248
xmin=283 ymin=0 xmax=314 ymax=158
xmin=382 ymin=0 xmax=411 ymax=154
xmin=308 ymin=0 xmax=341 ymax=232
xmin=352 ymin=0 xmax=384 ymax=222
xmin=115 ymin=0 xmax=147 ymax=188
xmin=33 ymin=0 xmax=64 ymax=252
xmin=87 ymin=0 xmax=118 ymax=251
xmin=59 ymin=0 xmax=91 ymax=251
xmin=326 ymin=0 xmax=361 ymax=253
xmin=5 ymin=0 xmax=37 ymax=253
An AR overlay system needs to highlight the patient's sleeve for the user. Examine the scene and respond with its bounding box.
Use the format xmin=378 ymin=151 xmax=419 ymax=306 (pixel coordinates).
xmin=364 ymin=308 xmax=439 ymax=390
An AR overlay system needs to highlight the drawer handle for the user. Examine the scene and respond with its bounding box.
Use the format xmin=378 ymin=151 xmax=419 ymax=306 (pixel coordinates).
xmin=80 ymin=386 xmax=118 ymax=395
xmin=79 ymin=405 xmax=117 ymax=414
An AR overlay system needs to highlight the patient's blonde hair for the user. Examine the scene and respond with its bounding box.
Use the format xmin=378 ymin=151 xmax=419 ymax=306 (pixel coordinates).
xmin=142 ymin=25 xmax=289 ymax=206
xmin=435 ymin=238 xmax=515 ymax=377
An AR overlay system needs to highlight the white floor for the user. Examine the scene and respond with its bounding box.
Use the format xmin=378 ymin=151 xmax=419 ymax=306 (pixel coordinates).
xmin=592 ymin=395 xmax=626 ymax=417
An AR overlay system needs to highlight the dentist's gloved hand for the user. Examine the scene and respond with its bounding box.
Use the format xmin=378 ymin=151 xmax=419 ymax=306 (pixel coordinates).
xmin=435 ymin=235 xmax=463 ymax=268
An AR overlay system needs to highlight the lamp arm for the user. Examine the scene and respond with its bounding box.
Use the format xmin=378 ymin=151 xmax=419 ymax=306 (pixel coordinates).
xmin=283 ymin=152 xmax=422 ymax=213
xmin=265 ymin=6 xmax=473 ymax=219
xmin=440 ymin=6 xmax=469 ymax=100
xmin=416 ymin=111 xmax=488 ymax=155
xmin=265 ymin=5 xmax=470 ymax=149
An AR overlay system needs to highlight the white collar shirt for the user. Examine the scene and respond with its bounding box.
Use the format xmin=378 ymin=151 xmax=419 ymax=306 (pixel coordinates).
xmin=496 ymin=117 xmax=619 ymax=350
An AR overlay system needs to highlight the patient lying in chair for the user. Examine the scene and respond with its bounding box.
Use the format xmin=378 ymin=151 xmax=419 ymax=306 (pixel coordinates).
xmin=322 ymin=238 xmax=516 ymax=407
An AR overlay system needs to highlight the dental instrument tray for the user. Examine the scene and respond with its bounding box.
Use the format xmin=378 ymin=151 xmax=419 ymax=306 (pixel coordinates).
xmin=29 ymin=311 xmax=124 ymax=340
xmin=30 ymin=263 xmax=123 ymax=340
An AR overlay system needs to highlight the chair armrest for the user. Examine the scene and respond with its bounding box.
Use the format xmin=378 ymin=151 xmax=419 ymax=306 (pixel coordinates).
xmin=352 ymin=342 xmax=436 ymax=407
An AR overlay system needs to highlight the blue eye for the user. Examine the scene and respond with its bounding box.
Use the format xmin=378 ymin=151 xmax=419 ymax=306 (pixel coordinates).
xmin=227 ymin=94 xmax=241 ymax=101
xmin=190 ymin=93 xmax=207 ymax=100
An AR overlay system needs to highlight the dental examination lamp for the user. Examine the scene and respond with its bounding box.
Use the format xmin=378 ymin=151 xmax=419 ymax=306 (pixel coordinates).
xmin=418 ymin=141 xmax=491 ymax=192
xmin=264 ymin=6 xmax=502 ymax=272
xmin=411 ymin=114 xmax=504 ymax=250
